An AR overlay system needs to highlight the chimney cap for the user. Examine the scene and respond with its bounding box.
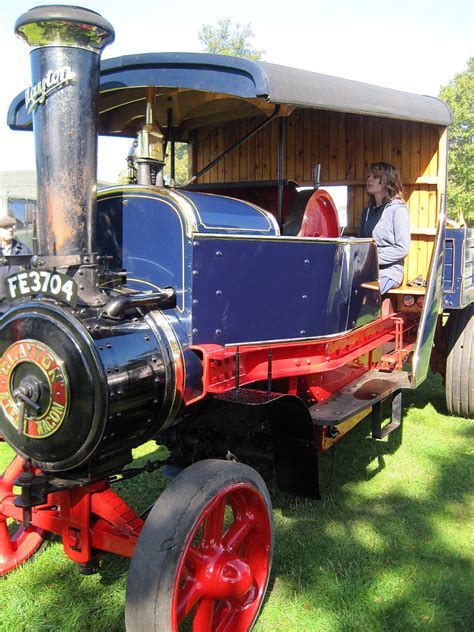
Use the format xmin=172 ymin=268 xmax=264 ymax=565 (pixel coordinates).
xmin=15 ymin=5 xmax=114 ymax=52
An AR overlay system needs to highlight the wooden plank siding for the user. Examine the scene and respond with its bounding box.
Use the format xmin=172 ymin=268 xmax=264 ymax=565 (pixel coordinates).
xmin=190 ymin=111 xmax=446 ymax=284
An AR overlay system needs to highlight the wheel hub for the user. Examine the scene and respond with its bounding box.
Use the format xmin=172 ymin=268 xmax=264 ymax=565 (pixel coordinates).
xmin=196 ymin=547 xmax=254 ymax=600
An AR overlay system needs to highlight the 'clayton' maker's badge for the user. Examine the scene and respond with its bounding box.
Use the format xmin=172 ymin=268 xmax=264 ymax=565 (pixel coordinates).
xmin=0 ymin=340 xmax=69 ymax=438
xmin=25 ymin=66 xmax=75 ymax=113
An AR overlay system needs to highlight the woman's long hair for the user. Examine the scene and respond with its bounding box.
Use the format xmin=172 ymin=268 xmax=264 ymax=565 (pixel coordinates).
xmin=368 ymin=162 xmax=405 ymax=205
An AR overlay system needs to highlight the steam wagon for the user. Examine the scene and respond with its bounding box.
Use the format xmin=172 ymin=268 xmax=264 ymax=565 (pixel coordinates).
xmin=1 ymin=4 xmax=472 ymax=631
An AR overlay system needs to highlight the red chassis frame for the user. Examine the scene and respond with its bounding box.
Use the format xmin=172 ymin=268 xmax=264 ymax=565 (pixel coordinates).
xmin=0 ymin=455 xmax=143 ymax=574
xmin=0 ymin=310 xmax=417 ymax=574
xmin=190 ymin=311 xmax=417 ymax=402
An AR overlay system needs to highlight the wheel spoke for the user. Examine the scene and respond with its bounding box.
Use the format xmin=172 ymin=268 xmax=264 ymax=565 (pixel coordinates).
xmin=0 ymin=456 xmax=24 ymax=491
xmin=185 ymin=545 xmax=207 ymax=570
xmin=201 ymin=497 xmax=226 ymax=546
xmin=1 ymin=458 xmax=46 ymax=577
xmin=177 ymin=576 xmax=202 ymax=621
xmin=214 ymin=600 xmax=235 ymax=632
xmin=222 ymin=517 xmax=253 ymax=553
xmin=0 ymin=521 xmax=45 ymax=576
xmin=192 ymin=598 xmax=215 ymax=632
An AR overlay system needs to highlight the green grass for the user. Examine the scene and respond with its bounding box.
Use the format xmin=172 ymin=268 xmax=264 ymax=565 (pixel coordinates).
xmin=0 ymin=373 xmax=472 ymax=631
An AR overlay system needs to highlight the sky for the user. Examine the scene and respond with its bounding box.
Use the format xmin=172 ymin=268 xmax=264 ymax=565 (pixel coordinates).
xmin=0 ymin=0 xmax=472 ymax=181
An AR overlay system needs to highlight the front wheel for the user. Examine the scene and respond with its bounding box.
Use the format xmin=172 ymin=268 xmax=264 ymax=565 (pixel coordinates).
xmin=125 ymin=459 xmax=274 ymax=632
xmin=0 ymin=456 xmax=46 ymax=576
xmin=446 ymin=304 xmax=474 ymax=418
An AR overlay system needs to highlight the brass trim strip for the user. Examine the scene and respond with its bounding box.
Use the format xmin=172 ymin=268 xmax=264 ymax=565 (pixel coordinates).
xmin=145 ymin=310 xmax=185 ymax=429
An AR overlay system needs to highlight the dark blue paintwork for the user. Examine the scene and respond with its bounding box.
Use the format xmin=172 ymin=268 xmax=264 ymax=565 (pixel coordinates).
xmin=178 ymin=191 xmax=278 ymax=235
xmin=96 ymin=187 xmax=276 ymax=309
xmin=443 ymin=228 xmax=474 ymax=309
xmin=97 ymin=188 xmax=193 ymax=315
xmin=95 ymin=184 xmax=380 ymax=361
xmin=97 ymin=186 xmax=206 ymax=401
xmin=347 ymin=245 xmax=383 ymax=328
xmin=191 ymin=235 xmax=380 ymax=345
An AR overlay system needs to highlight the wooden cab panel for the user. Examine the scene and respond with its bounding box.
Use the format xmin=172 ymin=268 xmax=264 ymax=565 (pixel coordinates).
xmin=190 ymin=111 xmax=447 ymax=291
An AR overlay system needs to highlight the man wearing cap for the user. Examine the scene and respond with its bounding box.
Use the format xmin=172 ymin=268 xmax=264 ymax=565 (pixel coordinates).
xmin=0 ymin=215 xmax=31 ymax=300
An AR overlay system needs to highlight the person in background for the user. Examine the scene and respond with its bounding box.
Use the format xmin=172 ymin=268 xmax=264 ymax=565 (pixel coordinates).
xmin=359 ymin=162 xmax=411 ymax=295
xmin=0 ymin=215 xmax=31 ymax=300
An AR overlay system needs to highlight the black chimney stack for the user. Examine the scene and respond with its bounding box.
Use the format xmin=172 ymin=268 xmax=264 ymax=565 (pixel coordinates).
xmin=15 ymin=5 xmax=114 ymax=257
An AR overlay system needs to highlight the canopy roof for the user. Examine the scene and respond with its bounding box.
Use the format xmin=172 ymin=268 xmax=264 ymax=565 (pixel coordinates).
xmin=8 ymin=52 xmax=452 ymax=139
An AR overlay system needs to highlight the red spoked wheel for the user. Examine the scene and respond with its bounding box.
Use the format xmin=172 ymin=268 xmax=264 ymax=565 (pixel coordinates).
xmin=125 ymin=459 xmax=273 ymax=632
xmin=0 ymin=456 xmax=46 ymax=576
xmin=298 ymin=189 xmax=340 ymax=238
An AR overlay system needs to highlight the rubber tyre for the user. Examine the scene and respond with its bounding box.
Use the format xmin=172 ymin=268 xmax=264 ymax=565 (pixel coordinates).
xmin=125 ymin=459 xmax=274 ymax=632
xmin=446 ymin=304 xmax=474 ymax=417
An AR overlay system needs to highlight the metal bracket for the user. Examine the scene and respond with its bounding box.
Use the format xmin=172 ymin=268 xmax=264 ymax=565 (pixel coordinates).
xmin=371 ymin=390 xmax=403 ymax=439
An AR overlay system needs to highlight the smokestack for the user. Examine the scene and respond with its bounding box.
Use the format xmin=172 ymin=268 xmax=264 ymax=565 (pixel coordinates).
xmin=15 ymin=5 xmax=114 ymax=257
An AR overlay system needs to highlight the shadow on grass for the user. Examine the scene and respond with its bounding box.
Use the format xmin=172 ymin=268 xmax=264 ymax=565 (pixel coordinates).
xmin=267 ymin=466 xmax=472 ymax=630
xmin=0 ymin=445 xmax=170 ymax=632
xmin=404 ymin=369 xmax=449 ymax=415
xmin=0 ymin=373 xmax=472 ymax=631
xmin=266 ymin=373 xmax=473 ymax=631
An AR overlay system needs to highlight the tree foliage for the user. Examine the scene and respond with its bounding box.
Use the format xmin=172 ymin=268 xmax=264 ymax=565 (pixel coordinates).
xmin=171 ymin=20 xmax=265 ymax=184
xmin=439 ymin=57 xmax=473 ymax=223
xmin=198 ymin=19 xmax=265 ymax=60
xmin=169 ymin=143 xmax=189 ymax=185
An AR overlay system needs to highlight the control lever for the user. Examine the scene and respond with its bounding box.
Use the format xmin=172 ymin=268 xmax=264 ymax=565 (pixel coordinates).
xmin=13 ymin=384 xmax=41 ymax=435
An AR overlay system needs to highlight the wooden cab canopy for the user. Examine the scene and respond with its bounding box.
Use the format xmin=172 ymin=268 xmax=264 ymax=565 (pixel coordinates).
xmin=8 ymin=52 xmax=452 ymax=291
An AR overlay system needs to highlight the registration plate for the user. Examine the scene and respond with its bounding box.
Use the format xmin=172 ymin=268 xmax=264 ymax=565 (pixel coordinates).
xmin=5 ymin=270 xmax=78 ymax=306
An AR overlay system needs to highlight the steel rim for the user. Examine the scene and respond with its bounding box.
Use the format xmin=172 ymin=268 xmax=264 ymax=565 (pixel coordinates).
xmin=171 ymin=482 xmax=272 ymax=631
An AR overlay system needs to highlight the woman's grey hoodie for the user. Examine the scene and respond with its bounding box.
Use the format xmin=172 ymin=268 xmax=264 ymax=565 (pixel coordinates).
xmin=359 ymin=198 xmax=411 ymax=286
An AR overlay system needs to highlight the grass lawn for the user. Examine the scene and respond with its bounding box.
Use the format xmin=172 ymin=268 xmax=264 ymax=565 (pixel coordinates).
xmin=0 ymin=372 xmax=472 ymax=631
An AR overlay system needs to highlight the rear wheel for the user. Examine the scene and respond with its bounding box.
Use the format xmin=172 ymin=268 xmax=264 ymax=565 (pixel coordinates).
xmin=125 ymin=459 xmax=273 ymax=632
xmin=446 ymin=304 xmax=474 ymax=417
